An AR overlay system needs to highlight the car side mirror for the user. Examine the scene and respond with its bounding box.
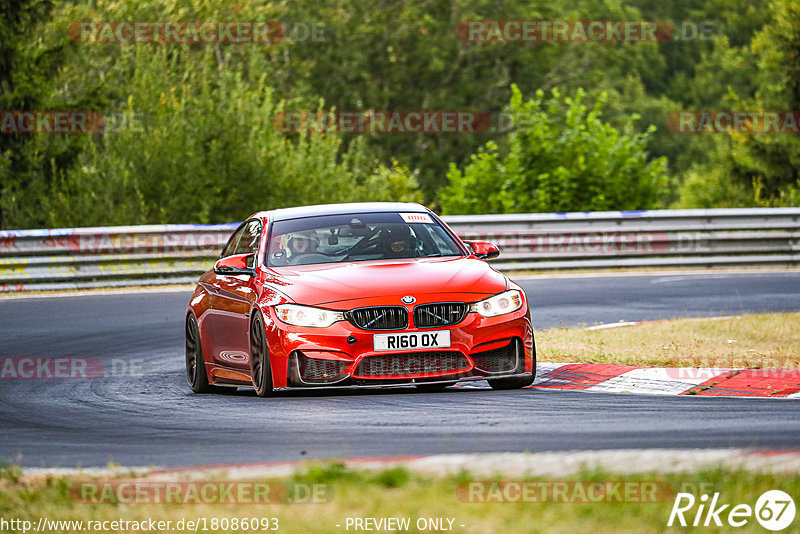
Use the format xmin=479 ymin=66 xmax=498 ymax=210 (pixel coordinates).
xmin=464 ymin=240 xmax=500 ymax=260
xmin=214 ymin=253 xmax=256 ymax=277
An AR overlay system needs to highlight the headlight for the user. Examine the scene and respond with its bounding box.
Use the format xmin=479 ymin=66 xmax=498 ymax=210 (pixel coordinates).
xmin=275 ymin=304 xmax=344 ymax=327
xmin=470 ymin=290 xmax=523 ymax=317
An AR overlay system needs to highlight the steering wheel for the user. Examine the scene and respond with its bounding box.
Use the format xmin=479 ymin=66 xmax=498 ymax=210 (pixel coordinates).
xmin=342 ymin=230 xmax=381 ymax=260
xmin=288 ymin=253 xmax=330 ymax=266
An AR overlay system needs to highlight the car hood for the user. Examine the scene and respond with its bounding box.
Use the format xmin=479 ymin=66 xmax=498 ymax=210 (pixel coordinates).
xmin=264 ymin=257 xmax=508 ymax=306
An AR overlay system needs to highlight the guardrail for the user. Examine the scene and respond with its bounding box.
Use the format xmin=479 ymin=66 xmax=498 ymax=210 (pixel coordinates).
xmin=1 ymin=208 xmax=798 ymax=292
xmin=0 ymin=223 xmax=238 ymax=292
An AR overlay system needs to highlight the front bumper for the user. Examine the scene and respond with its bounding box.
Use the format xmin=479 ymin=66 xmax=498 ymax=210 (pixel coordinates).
xmin=264 ymin=306 xmax=535 ymax=388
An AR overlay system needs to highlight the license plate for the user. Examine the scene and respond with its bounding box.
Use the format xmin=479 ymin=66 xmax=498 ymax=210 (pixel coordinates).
xmin=373 ymin=330 xmax=451 ymax=351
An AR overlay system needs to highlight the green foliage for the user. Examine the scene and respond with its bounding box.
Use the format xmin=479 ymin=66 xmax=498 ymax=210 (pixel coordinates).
xmin=675 ymin=159 xmax=755 ymax=209
xmin=32 ymin=47 xmax=378 ymax=226
xmin=359 ymin=160 xmax=425 ymax=205
xmin=3 ymin=0 xmax=425 ymax=228
xmin=0 ymin=0 xmax=70 ymax=229
xmin=1 ymin=0 xmax=799 ymax=228
xmin=292 ymin=463 xmax=414 ymax=489
xmin=5 ymin=464 xmax=800 ymax=534
xmin=439 ymin=86 xmax=668 ymax=214
xmin=0 ymin=461 xmax=21 ymax=484
xmin=675 ymin=0 xmax=800 ymax=208
xmin=370 ymin=467 xmax=412 ymax=489
xmin=279 ymin=0 xmax=677 ymax=199
xmin=294 ymin=462 xmax=359 ymax=485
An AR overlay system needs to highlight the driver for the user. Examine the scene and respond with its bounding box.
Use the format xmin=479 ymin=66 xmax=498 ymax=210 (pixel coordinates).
xmin=381 ymin=225 xmax=416 ymax=259
xmin=286 ymin=229 xmax=320 ymax=263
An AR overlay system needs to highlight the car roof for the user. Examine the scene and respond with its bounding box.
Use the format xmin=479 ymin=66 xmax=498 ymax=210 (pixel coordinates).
xmin=261 ymin=202 xmax=431 ymax=222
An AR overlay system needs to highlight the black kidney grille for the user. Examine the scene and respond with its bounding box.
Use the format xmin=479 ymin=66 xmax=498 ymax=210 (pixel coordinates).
xmin=413 ymin=303 xmax=468 ymax=328
xmin=346 ymin=306 xmax=408 ymax=330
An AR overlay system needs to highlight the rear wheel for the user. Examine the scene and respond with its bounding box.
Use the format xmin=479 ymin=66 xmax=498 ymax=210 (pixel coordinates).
xmin=250 ymin=311 xmax=274 ymax=397
xmin=186 ymin=314 xmax=224 ymax=393
xmin=488 ymin=339 xmax=536 ymax=390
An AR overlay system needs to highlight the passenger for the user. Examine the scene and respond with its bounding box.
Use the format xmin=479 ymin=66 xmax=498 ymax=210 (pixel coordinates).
xmin=287 ymin=230 xmax=321 ymax=264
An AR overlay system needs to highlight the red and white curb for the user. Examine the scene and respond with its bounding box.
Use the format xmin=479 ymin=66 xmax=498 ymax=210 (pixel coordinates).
xmin=454 ymin=363 xmax=800 ymax=397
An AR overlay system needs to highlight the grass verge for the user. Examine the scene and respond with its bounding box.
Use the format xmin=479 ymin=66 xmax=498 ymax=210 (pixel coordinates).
xmin=1 ymin=462 xmax=798 ymax=533
xmin=537 ymin=312 xmax=800 ymax=369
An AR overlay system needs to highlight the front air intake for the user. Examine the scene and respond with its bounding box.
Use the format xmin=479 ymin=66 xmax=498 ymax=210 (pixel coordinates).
xmin=354 ymin=351 xmax=470 ymax=378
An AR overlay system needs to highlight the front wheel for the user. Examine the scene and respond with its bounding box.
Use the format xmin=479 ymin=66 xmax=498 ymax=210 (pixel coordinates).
xmin=250 ymin=311 xmax=274 ymax=397
xmin=488 ymin=339 xmax=536 ymax=390
xmin=488 ymin=374 xmax=535 ymax=390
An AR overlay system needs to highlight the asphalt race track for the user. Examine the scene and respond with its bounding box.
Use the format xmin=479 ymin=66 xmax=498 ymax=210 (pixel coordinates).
xmin=1 ymin=271 xmax=799 ymax=468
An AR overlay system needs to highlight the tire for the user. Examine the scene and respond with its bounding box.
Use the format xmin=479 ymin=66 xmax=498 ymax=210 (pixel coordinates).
xmin=488 ymin=374 xmax=534 ymax=390
xmin=186 ymin=314 xmax=222 ymax=393
xmin=488 ymin=338 xmax=537 ymax=390
xmin=415 ymin=382 xmax=455 ymax=393
xmin=250 ymin=310 xmax=274 ymax=397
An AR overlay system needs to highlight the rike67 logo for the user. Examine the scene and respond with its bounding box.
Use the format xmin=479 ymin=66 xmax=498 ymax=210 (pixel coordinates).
xmin=668 ymin=490 xmax=795 ymax=531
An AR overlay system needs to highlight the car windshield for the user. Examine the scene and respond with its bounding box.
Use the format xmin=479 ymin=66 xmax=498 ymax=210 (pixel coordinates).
xmin=266 ymin=212 xmax=464 ymax=267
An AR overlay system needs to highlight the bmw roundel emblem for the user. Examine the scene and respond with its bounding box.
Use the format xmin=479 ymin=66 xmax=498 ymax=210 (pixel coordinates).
xmin=401 ymin=295 xmax=416 ymax=304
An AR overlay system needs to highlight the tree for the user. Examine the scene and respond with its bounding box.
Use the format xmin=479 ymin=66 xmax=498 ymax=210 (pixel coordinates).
xmin=675 ymin=0 xmax=800 ymax=207
xmin=439 ymin=85 xmax=668 ymax=214
xmin=2 ymin=0 xmax=424 ymax=228
xmin=38 ymin=46 xmax=422 ymax=227
xmin=0 ymin=0 xmax=62 ymax=228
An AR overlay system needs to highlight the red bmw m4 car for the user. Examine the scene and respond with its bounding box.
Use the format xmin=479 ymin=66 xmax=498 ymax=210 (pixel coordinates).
xmin=186 ymin=203 xmax=535 ymax=396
